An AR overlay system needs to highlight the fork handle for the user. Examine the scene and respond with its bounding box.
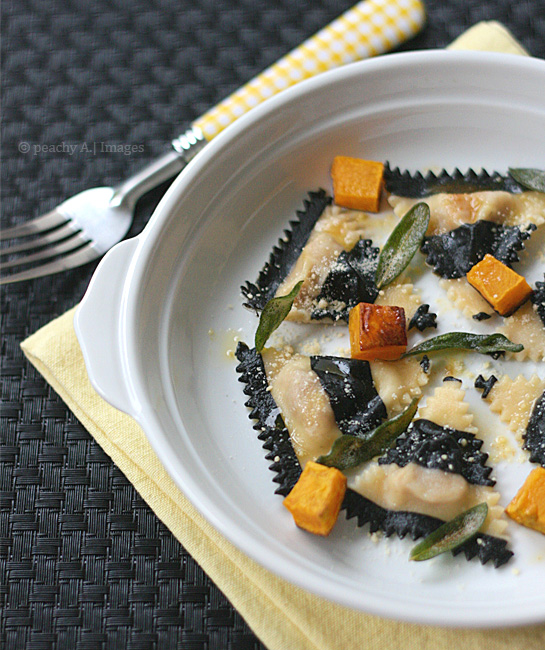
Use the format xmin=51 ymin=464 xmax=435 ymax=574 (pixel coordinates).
xmin=111 ymin=0 xmax=426 ymax=209
xmin=192 ymin=0 xmax=426 ymax=140
xmin=110 ymin=127 xmax=207 ymax=208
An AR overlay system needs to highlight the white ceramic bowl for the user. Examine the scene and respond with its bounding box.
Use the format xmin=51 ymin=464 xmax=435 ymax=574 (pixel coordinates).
xmin=75 ymin=51 xmax=545 ymax=627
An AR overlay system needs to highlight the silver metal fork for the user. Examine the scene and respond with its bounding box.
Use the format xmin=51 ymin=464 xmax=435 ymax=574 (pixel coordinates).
xmin=0 ymin=127 xmax=206 ymax=284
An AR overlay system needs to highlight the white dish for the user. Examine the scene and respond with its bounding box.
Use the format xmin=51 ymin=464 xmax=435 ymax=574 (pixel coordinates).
xmin=75 ymin=51 xmax=545 ymax=627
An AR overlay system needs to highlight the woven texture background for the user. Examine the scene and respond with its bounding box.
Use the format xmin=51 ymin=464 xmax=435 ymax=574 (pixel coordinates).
xmin=1 ymin=1 xmax=544 ymax=648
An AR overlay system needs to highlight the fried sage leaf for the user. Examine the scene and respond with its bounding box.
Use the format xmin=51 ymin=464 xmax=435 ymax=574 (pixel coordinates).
xmin=255 ymin=281 xmax=302 ymax=352
xmin=403 ymin=332 xmax=523 ymax=358
xmin=410 ymin=502 xmax=488 ymax=561
xmin=508 ymin=168 xmax=545 ymax=193
xmin=317 ymin=397 xmax=419 ymax=470
xmin=375 ymin=202 xmax=430 ymax=289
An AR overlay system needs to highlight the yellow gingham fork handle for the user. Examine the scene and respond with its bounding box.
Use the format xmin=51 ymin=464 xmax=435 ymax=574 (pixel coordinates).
xmin=192 ymin=0 xmax=426 ymax=141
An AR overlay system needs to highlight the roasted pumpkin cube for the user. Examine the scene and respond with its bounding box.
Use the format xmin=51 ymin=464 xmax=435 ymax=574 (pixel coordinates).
xmin=505 ymin=467 xmax=545 ymax=535
xmin=349 ymin=302 xmax=407 ymax=361
xmin=283 ymin=461 xmax=347 ymax=536
xmin=466 ymin=254 xmax=533 ymax=316
xmin=331 ymin=156 xmax=384 ymax=212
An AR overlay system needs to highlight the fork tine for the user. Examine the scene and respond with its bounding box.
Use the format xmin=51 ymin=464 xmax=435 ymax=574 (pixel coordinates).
xmin=0 ymin=208 xmax=69 ymax=240
xmin=0 ymin=232 xmax=91 ymax=270
xmin=0 ymin=243 xmax=100 ymax=284
xmin=0 ymin=221 xmax=80 ymax=256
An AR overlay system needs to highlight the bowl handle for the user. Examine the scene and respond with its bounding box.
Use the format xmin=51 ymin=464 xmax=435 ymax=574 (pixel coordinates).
xmin=74 ymin=237 xmax=140 ymax=415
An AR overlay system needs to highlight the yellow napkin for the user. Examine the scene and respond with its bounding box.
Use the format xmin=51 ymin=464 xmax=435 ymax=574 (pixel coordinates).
xmin=21 ymin=22 xmax=545 ymax=650
xmin=447 ymin=20 xmax=530 ymax=55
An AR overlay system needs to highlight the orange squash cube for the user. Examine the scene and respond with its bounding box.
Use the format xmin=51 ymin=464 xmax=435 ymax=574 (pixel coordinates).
xmin=331 ymin=156 xmax=384 ymax=212
xmin=349 ymin=302 xmax=407 ymax=361
xmin=466 ymin=254 xmax=533 ymax=316
xmin=505 ymin=467 xmax=545 ymax=535
xmin=283 ymin=461 xmax=347 ymax=536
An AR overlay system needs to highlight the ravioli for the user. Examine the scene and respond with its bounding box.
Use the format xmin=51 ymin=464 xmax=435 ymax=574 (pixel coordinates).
xmin=498 ymin=301 xmax=545 ymax=362
xmin=310 ymin=238 xmax=379 ymax=321
xmin=383 ymin=163 xmax=527 ymax=198
xmin=387 ymin=190 xmax=545 ymax=235
xmin=235 ymin=342 xmax=387 ymax=492
xmin=241 ymin=191 xmax=381 ymax=322
xmin=351 ymin=382 xmax=508 ymax=544
xmin=485 ymin=374 xmax=545 ymax=465
xmin=259 ymin=346 xmax=387 ymax=466
xmin=369 ymin=356 xmax=429 ymax=416
xmin=421 ymin=221 xmax=535 ymax=279
xmin=261 ymin=349 xmax=343 ymax=467
xmin=235 ymin=343 xmax=512 ymax=566
xmin=241 ymin=190 xmax=332 ymax=314
xmin=526 ymin=392 xmax=545 ymax=467
xmin=385 ymin=166 xmax=542 ymax=280
xmin=532 ymin=275 xmax=545 ymax=326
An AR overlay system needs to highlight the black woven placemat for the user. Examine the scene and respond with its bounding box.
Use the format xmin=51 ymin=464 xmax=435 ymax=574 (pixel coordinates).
xmin=1 ymin=1 xmax=544 ymax=648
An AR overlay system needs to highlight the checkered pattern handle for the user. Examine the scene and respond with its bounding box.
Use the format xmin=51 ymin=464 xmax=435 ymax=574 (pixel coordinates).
xmin=192 ymin=0 xmax=426 ymax=140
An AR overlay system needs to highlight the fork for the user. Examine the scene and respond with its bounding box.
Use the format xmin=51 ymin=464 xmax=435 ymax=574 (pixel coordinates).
xmin=0 ymin=0 xmax=426 ymax=284
xmin=0 ymin=129 xmax=205 ymax=284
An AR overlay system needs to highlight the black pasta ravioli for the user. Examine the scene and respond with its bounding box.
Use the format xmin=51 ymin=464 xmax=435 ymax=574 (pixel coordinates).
xmin=531 ymin=275 xmax=545 ymax=327
xmin=235 ymin=342 xmax=513 ymax=567
xmin=241 ymin=190 xmax=379 ymax=322
xmin=309 ymin=356 xmax=386 ymax=435
xmin=235 ymin=341 xmax=301 ymax=495
xmin=311 ymin=238 xmax=380 ymax=321
xmin=421 ymin=221 xmax=535 ymax=279
xmin=524 ymin=390 xmax=545 ymax=467
xmin=378 ymin=418 xmax=494 ymax=486
xmin=384 ymin=164 xmax=538 ymax=280
xmin=342 ymin=491 xmax=512 ymax=567
xmin=241 ymin=190 xmax=331 ymax=312
xmin=383 ymin=163 xmax=526 ymax=197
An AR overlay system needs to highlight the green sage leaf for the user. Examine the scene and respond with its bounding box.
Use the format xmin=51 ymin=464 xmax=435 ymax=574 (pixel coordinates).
xmin=255 ymin=281 xmax=303 ymax=352
xmin=317 ymin=397 xmax=419 ymax=470
xmin=508 ymin=168 xmax=545 ymax=193
xmin=410 ymin=502 xmax=488 ymax=561
xmin=375 ymin=202 xmax=430 ymax=289
xmin=403 ymin=332 xmax=523 ymax=358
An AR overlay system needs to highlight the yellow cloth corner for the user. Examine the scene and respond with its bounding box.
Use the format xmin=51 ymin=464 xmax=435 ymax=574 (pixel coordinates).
xmin=447 ymin=20 xmax=530 ymax=55
xmin=20 ymin=21 xmax=545 ymax=650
